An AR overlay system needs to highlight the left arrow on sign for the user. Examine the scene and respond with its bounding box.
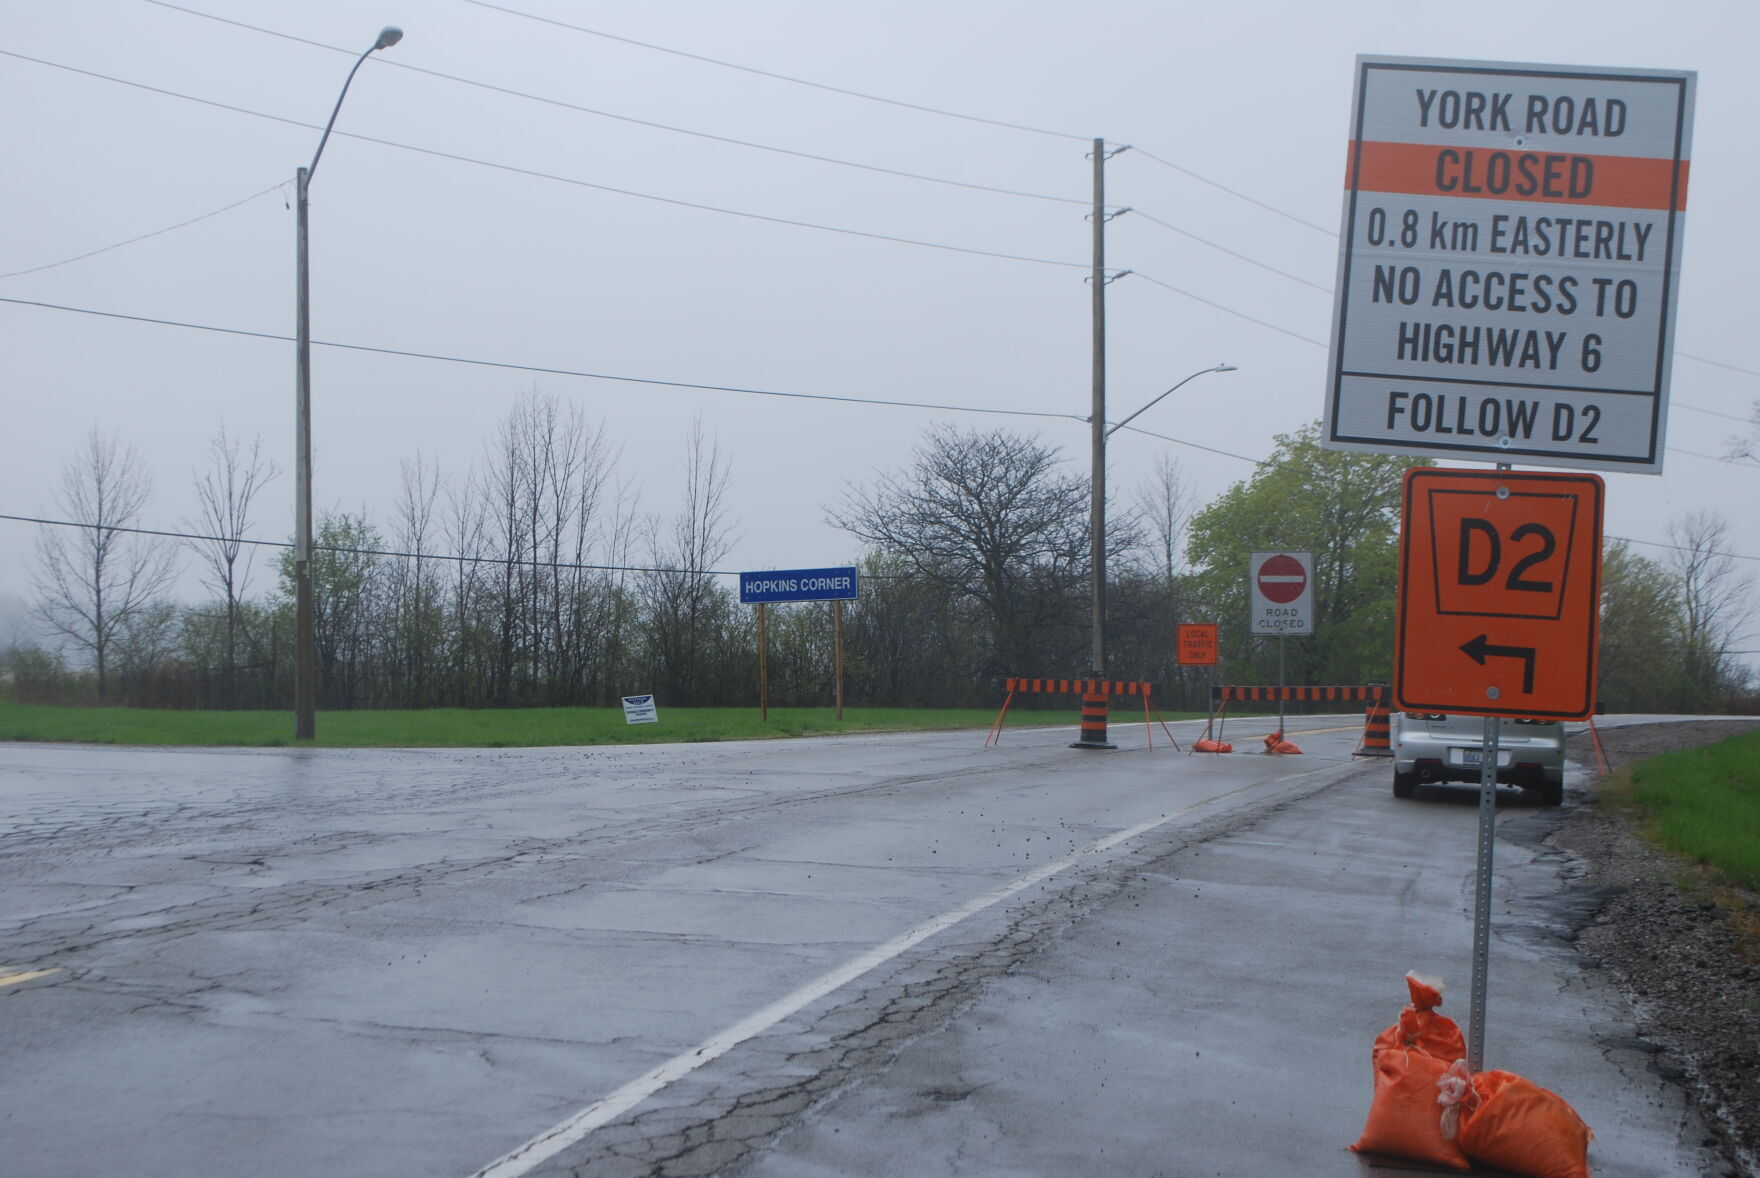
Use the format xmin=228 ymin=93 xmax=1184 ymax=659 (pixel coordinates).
xmin=1459 ymin=634 xmax=1538 ymax=693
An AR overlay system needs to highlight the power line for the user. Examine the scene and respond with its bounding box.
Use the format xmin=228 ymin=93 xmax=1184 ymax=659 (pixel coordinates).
xmin=1125 ymin=209 xmax=1332 ymax=294
xmin=459 ymin=0 xmax=1092 ymax=144
xmin=0 ymin=295 xmax=1089 ymax=424
xmin=0 ymin=183 xmax=286 ymax=280
xmin=1129 ymin=271 xmax=1329 ymax=347
xmin=142 ymin=0 xmax=1096 ymax=210
xmin=1128 ymin=146 xmax=1337 ymax=236
xmin=0 ymin=511 xmax=743 ymax=578
xmin=1679 ymin=351 xmax=1760 ymax=380
xmin=0 ymin=48 xmax=1094 ymax=273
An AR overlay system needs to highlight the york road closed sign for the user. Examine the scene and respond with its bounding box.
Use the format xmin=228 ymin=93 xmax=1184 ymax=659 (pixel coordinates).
xmin=1395 ymin=468 xmax=1603 ymax=719
xmin=1325 ymin=56 xmax=1695 ymax=473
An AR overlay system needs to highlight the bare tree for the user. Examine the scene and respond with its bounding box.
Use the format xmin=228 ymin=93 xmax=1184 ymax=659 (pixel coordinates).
xmin=831 ymin=425 xmax=1096 ymax=678
xmin=642 ymin=417 xmax=740 ymax=704
xmin=1667 ymin=510 xmax=1755 ymax=705
xmin=1134 ymin=451 xmax=1196 ymax=586
xmin=185 ymin=422 xmax=276 ymax=703
xmin=32 ymin=428 xmax=180 ymax=702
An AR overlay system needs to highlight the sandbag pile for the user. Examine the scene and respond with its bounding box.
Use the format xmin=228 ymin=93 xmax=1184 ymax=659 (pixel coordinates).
xmin=1261 ymin=730 xmax=1303 ymax=755
xmin=1351 ymin=973 xmax=1594 ymax=1178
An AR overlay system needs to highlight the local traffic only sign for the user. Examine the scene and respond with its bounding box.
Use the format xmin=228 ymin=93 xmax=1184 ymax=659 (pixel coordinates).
xmin=1395 ymin=468 xmax=1603 ymax=719
xmin=1324 ymin=56 xmax=1695 ymax=473
xmin=1176 ymin=624 xmax=1219 ymax=666
xmin=1249 ymin=551 xmax=1313 ymax=635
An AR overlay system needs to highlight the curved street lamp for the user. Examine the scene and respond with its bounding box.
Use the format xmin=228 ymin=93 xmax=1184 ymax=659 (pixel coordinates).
xmin=295 ymin=25 xmax=403 ymax=741
xmin=1075 ymin=362 xmax=1238 ymax=749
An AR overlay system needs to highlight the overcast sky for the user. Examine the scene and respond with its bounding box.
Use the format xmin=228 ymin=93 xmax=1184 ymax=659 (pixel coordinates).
xmin=4 ymin=0 xmax=1756 ymax=664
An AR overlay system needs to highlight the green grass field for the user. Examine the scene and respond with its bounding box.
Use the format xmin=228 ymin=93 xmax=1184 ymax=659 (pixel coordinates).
xmin=1615 ymin=729 xmax=1760 ymax=893
xmin=0 ymin=702 xmax=1117 ymax=748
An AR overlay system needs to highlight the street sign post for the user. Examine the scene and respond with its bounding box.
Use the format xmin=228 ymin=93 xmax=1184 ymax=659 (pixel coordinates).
xmin=1396 ymin=465 xmax=1604 ymax=1074
xmin=1176 ymin=624 xmax=1219 ymax=666
xmin=739 ymin=567 xmax=860 ymax=721
xmin=1249 ymin=551 xmax=1313 ymax=733
xmin=1395 ymin=467 xmax=1604 ymax=719
xmin=1324 ymin=55 xmax=1696 ymax=473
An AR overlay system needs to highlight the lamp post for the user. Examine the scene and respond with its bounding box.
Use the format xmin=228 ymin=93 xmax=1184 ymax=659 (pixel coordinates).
xmin=1072 ymin=362 xmax=1237 ymax=750
xmin=294 ymin=25 xmax=403 ymax=741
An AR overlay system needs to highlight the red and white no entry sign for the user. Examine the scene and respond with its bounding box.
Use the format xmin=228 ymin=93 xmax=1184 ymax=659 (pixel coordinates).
xmin=1249 ymin=550 xmax=1313 ymax=635
xmin=1256 ymin=554 xmax=1308 ymax=604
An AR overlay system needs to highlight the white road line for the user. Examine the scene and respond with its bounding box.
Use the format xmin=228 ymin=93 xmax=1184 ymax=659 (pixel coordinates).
xmin=472 ymin=768 xmax=1331 ymax=1178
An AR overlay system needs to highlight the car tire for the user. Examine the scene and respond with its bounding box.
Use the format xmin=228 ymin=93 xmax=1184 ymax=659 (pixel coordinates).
xmin=1393 ymin=769 xmax=1417 ymax=799
xmin=1536 ymin=779 xmax=1563 ymax=807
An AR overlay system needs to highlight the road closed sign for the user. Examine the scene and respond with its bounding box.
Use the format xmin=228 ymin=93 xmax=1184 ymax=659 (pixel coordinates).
xmin=1324 ymin=56 xmax=1695 ymax=473
xmin=1249 ymin=551 xmax=1314 ymax=635
xmin=1395 ymin=468 xmax=1603 ymax=719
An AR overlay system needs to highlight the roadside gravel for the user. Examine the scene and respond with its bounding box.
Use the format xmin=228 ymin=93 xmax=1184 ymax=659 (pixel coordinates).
xmin=1553 ymin=719 xmax=1760 ymax=1177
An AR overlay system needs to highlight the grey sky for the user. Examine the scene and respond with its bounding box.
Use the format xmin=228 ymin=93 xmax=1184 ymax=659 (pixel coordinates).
xmin=3 ymin=0 xmax=1755 ymax=661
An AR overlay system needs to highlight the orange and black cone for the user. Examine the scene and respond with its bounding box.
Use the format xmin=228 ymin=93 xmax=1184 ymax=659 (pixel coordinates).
xmin=1070 ymin=690 xmax=1116 ymax=750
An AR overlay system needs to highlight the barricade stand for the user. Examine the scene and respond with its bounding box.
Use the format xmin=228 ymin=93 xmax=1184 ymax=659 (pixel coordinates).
xmin=1587 ymin=714 xmax=1611 ymax=774
xmin=985 ymin=678 xmax=1158 ymax=749
xmin=1202 ymin=685 xmax=1387 ymax=755
xmin=984 ymin=682 xmax=1019 ymax=749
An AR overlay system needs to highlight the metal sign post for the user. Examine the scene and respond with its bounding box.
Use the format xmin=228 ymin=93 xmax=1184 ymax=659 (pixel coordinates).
xmin=1467 ymin=712 xmax=1500 ymax=1072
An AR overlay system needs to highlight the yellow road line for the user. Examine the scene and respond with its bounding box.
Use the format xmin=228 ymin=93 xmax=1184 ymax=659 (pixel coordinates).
xmin=0 ymin=968 xmax=61 ymax=988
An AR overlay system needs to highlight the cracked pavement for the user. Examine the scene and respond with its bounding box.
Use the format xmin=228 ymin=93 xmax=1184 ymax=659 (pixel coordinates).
xmin=0 ymin=720 xmax=1728 ymax=1176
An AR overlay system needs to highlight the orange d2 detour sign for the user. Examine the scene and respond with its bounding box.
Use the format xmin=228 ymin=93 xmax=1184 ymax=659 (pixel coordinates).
xmin=1395 ymin=468 xmax=1603 ymax=720
xmin=1177 ymin=623 xmax=1219 ymax=666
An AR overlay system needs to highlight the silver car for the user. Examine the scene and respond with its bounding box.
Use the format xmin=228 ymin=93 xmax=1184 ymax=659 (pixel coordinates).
xmin=1391 ymin=712 xmax=1565 ymax=805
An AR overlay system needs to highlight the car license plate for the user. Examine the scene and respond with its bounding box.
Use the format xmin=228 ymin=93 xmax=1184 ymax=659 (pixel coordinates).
xmin=1458 ymin=747 xmax=1482 ymax=766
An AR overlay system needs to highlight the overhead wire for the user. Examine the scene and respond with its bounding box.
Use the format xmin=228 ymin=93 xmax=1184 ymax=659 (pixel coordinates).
xmin=0 ymin=295 xmax=1088 ymax=424
xmin=141 ymin=0 xmax=1097 ymax=209
xmin=0 ymin=182 xmax=286 ymax=280
xmin=0 ymin=48 xmax=1096 ymax=274
xmin=458 ymin=0 xmax=1093 ymax=143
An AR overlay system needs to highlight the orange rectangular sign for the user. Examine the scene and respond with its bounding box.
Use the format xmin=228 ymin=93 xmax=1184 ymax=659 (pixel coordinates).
xmin=1176 ymin=624 xmax=1219 ymax=667
xmin=1395 ymin=468 xmax=1603 ymax=719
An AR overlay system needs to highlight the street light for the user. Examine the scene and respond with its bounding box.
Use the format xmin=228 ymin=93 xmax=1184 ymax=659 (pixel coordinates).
xmin=1074 ymin=362 xmax=1237 ymax=750
xmin=294 ymin=25 xmax=403 ymax=741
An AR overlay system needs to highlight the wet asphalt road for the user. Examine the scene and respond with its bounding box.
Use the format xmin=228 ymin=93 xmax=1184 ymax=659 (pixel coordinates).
xmin=0 ymin=718 xmax=1718 ymax=1176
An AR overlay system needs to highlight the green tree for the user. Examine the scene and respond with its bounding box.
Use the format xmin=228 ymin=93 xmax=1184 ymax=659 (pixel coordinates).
xmin=1183 ymin=423 xmax=1417 ymax=687
xmin=1596 ymin=540 xmax=1685 ymax=711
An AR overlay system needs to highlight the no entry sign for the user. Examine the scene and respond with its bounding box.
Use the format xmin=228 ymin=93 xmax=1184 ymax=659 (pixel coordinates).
xmin=1324 ymin=56 xmax=1696 ymax=473
xmin=1249 ymin=551 xmax=1313 ymax=635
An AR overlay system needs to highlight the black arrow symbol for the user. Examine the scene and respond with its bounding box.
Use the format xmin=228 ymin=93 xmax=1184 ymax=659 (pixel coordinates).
xmin=1460 ymin=634 xmax=1537 ymax=693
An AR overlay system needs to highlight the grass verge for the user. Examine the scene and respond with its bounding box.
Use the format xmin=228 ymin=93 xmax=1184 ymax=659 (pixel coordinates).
xmin=1602 ymin=728 xmax=1760 ymax=894
xmin=0 ymin=702 xmax=1151 ymax=749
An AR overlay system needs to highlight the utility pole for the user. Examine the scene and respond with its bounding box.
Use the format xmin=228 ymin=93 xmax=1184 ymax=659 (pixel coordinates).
xmin=1075 ymin=137 xmax=1117 ymax=749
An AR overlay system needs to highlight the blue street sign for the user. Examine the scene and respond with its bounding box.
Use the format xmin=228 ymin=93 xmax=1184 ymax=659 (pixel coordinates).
xmin=739 ymin=566 xmax=859 ymax=605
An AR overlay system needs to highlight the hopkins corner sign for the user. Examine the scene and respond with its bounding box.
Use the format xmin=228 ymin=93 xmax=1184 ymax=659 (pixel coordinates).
xmin=738 ymin=567 xmax=859 ymax=605
xmin=1395 ymin=467 xmax=1603 ymax=720
xmin=1323 ymin=55 xmax=1695 ymax=473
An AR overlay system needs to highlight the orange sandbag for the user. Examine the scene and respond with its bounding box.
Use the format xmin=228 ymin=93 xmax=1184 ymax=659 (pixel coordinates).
xmin=1350 ymin=1048 xmax=1470 ymax=1170
xmin=1454 ymin=1069 xmax=1593 ymax=1178
xmin=1193 ymin=739 xmax=1233 ymax=753
xmin=1261 ymin=730 xmax=1303 ymax=755
xmin=1372 ymin=972 xmax=1466 ymax=1064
